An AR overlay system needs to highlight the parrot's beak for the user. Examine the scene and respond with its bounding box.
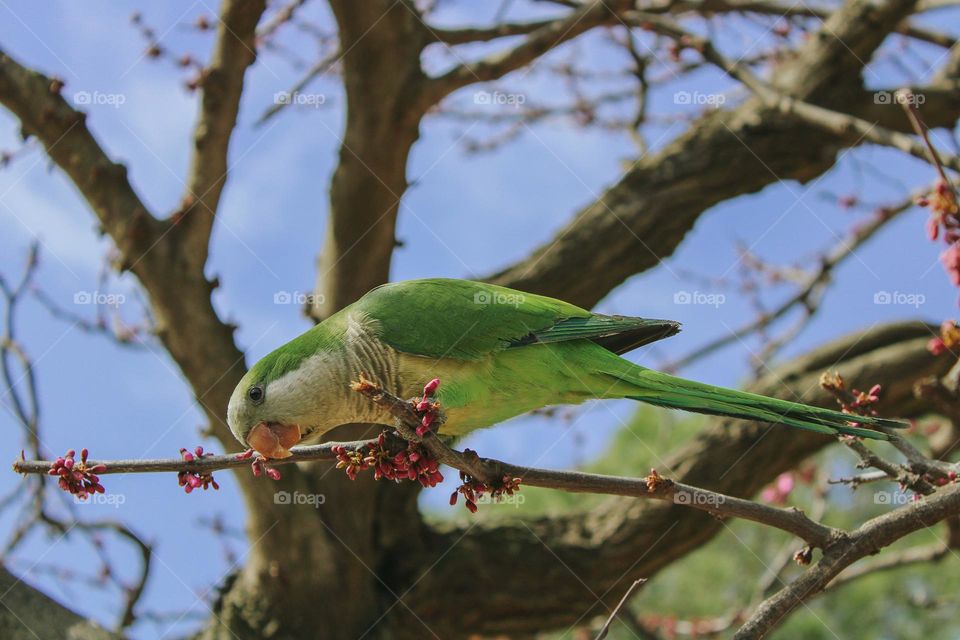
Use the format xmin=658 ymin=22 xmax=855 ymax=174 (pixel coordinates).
xmin=247 ymin=422 xmax=301 ymax=459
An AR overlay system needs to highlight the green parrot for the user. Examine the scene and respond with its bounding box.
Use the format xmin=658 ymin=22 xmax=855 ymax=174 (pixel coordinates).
xmin=227 ymin=278 xmax=904 ymax=458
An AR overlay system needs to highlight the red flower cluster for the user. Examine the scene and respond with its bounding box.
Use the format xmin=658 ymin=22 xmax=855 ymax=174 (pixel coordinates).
xmin=921 ymin=180 xmax=960 ymax=242
xmin=415 ymin=378 xmax=441 ymax=437
xmin=177 ymin=446 xmax=219 ymax=493
xmin=927 ymin=319 xmax=960 ymax=355
xmin=48 ymin=448 xmax=106 ymax=498
xmin=919 ymin=180 xmax=960 ymax=290
xmin=449 ymin=471 xmax=522 ymax=514
xmin=820 ymin=371 xmax=882 ymax=417
xmin=332 ymin=433 xmax=444 ymax=487
xmin=933 ymin=471 xmax=958 ymax=486
xmin=846 ymin=384 xmax=883 ymax=416
xmin=235 ymin=448 xmax=282 ymax=480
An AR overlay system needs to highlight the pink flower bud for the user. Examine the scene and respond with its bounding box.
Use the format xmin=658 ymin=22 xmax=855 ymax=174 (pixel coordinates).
xmin=423 ymin=378 xmax=440 ymax=395
xmin=928 ymin=337 xmax=947 ymax=356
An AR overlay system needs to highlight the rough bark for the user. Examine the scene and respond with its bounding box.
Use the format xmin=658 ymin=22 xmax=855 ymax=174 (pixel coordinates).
xmin=0 ymin=567 xmax=123 ymax=640
xmin=311 ymin=1 xmax=430 ymax=317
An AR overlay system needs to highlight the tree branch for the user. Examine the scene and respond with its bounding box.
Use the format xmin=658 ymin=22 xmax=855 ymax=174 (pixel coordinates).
xmin=422 ymin=1 xmax=628 ymax=105
xmin=489 ymin=0 xmax=938 ymax=307
xmin=178 ymin=0 xmax=267 ymax=262
xmin=734 ymin=483 xmax=960 ymax=638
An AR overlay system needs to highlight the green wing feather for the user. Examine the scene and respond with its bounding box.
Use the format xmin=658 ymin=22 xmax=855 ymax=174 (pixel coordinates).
xmin=356 ymin=279 xmax=906 ymax=441
xmin=359 ymin=279 xmax=679 ymax=360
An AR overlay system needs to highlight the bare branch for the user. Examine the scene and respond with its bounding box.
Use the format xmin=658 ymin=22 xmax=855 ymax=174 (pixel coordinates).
xmin=179 ymin=0 xmax=267 ymax=260
xmin=665 ymin=188 xmax=923 ymax=372
xmin=596 ymin=578 xmax=648 ymax=640
xmin=734 ymin=483 xmax=960 ymax=638
xmin=428 ymin=18 xmax=561 ymax=45
xmin=490 ymin=0 xmax=936 ymax=306
xmin=423 ymin=1 xmax=628 ymax=104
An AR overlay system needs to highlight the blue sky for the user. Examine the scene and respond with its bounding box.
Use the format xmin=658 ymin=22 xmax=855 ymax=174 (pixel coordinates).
xmin=1 ymin=1 xmax=958 ymax=638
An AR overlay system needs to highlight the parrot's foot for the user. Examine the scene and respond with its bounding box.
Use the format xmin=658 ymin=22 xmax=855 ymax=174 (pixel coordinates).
xmin=235 ymin=448 xmax=282 ymax=481
xmin=412 ymin=377 xmax=442 ymax=437
xmin=177 ymin=446 xmax=220 ymax=493
xmin=449 ymin=450 xmax=522 ymax=513
xmin=333 ymin=431 xmax=444 ymax=487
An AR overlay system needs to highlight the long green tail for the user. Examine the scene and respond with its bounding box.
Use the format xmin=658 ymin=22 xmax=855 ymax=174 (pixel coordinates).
xmin=606 ymin=364 xmax=906 ymax=440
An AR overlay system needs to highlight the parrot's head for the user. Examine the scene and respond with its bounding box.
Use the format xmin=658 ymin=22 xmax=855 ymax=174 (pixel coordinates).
xmin=227 ymin=345 xmax=314 ymax=459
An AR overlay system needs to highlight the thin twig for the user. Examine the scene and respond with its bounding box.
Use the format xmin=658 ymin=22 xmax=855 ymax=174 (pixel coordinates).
xmin=596 ymin=578 xmax=648 ymax=640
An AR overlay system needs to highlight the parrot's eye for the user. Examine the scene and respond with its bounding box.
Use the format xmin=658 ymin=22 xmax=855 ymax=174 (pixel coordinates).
xmin=248 ymin=384 xmax=265 ymax=405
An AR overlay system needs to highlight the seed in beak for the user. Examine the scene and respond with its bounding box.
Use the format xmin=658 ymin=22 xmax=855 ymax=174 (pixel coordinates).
xmin=247 ymin=422 xmax=301 ymax=459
